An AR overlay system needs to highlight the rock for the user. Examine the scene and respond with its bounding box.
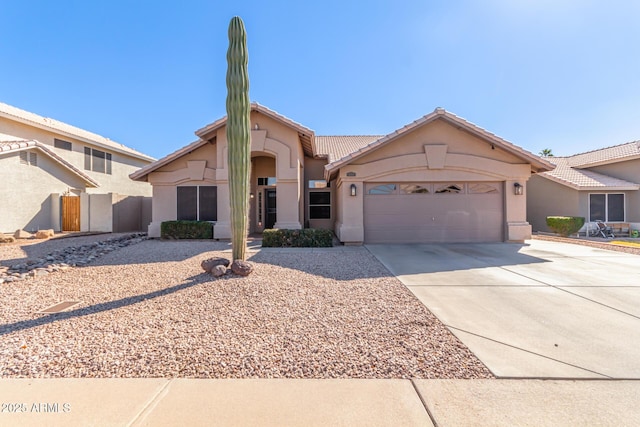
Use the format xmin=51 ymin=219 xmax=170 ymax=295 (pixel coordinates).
xmin=210 ymin=265 xmax=227 ymax=277
xmin=0 ymin=233 xmax=15 ymax=243
xmin=201 ymin=257 xmax=230 ymax=273
xmin=35 ymin=229 xmax=54 ymax=239
xmin=230 ymin=260 xmax=253 ymax=276
xmin=13 ymin=229 xmax=33 ymax=239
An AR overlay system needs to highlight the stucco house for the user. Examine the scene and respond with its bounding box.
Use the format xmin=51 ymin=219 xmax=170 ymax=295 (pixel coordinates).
xmin=528 ymin=141 xmax=640 ymax=234
xmin=0 ymin=102 xmax=155 ymax=234
xmin=131 ymin=103 xmax=553 ymax=244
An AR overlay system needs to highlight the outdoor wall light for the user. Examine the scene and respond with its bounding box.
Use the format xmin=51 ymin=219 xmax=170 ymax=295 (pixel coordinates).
xmin=250 ymin=193 xmax=254 ymax=199
xmin=350 ymin=183 xmax=357 ymax=197
xmin=514 ymin=182 xmax=523 ymax=195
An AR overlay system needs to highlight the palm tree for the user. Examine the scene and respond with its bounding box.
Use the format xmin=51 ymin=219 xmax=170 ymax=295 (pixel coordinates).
xmin=539 ymin=148 xmax=554 ymax=157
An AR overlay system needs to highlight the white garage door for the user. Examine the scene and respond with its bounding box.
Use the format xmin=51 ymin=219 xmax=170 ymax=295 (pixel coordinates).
xmin=364 ymin=182 xmax=504 ymax=243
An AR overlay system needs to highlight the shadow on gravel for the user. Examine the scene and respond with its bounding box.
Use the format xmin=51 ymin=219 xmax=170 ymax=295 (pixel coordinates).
xmin=0 ymin=273 xmax=212 ymax=336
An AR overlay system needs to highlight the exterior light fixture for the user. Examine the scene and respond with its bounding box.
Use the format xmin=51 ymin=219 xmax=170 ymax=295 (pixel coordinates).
xmin=514 ymin=182 xmax=523 ymax=195
xmin=250 ymin=193 xmax=254 ymax=199
xmin=350 ymin=183 xmax=357 ymax=197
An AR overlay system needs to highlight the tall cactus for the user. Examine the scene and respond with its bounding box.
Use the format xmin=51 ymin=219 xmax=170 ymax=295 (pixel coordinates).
xmin=226 ymin=16 xmax=251 ymax=261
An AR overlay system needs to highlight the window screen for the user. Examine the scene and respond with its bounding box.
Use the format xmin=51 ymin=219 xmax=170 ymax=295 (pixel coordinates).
xmin=309 ymin=191 xmax=330 ymax=219
xmin=54 ymin=139 xmax=72 ymax=151
xmin=199 ymin=186 xmax=217 ymax=221
xmin=177 ymin=187 xmax=198 ymax=220
xmin=608 ymin=194 xmax=624 ymax=222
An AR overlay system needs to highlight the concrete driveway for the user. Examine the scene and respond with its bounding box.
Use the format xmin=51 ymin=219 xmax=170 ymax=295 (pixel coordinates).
xmin=367 ymin=240 xmax=640 ymax=379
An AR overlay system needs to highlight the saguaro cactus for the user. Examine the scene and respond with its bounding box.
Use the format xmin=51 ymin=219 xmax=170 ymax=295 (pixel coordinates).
xmin=226 ymin=16 xmax=251 ymax=262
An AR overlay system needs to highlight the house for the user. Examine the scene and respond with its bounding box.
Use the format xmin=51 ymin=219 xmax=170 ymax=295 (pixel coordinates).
xmin=528 ymin=141 xmax=640 ymax=234
xmin=130 ymin=103 xmax=553 ymax=244
xmin=0 ymin=102 xmax=155 ymax=234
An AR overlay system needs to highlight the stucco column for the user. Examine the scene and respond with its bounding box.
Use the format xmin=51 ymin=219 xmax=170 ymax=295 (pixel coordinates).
xmin=336 ymin=180 xmax=364 ymax=244
xmin=274 ymin=180 xmax=302 ymax=229
xmin=213 ymin=182 xmax=232 ymax=239
xmin=50 ymin=194 xmax=61 ymax=232
xmin=505 ymin=179 xmax=532 ymax=242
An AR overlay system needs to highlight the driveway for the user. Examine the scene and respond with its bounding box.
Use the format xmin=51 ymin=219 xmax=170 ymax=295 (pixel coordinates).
xmin=367 ymin=240 xmax=640 ymax=379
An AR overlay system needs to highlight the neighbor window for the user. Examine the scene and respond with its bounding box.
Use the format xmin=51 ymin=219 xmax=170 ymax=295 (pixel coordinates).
xmin=309 ymin=191 xmax=331 ymax=219
xmin=54 ymin=138 xmax=72 ymax=151
xmin=177 ymin=186 xmax=217 ymax=221
xmin=589 ymin=193 xmax=624 ymax=222
xmin=84 ymin=147 xmax=112 ymax=174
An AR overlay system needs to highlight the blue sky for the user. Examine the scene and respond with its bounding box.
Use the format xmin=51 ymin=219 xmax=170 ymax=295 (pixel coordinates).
xmin=2 ymin=1 xmax=639 ymax=159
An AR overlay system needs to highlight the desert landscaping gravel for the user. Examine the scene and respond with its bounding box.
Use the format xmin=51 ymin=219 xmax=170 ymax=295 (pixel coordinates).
xmin=0 ymin=237 xmax=492 ymax=379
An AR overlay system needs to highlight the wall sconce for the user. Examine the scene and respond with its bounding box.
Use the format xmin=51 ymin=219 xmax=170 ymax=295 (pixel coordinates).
xmin=514 ymin=183 xmax=523 ymax=195
xmin=250 ymin=193 xmax=254 ymax=199
xmin=350 ymin=183 xmax=357 ymax=197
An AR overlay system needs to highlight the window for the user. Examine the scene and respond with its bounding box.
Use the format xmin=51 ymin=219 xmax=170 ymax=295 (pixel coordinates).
xmin=435 ymin=183 xmax=463 ymax=194
xmin=400 ymin=184 xmax=429 ymax=194
xmin=84 ymin=147 xmax=112 ymax=174
xmin=257 ymin=177 xmax=277 ymax=186
xmin=468 ymin=183 xmax=499 ymax=194
xmin=590 ymin=193 xmax=624 ymax=222
xmin=177 ymin=186 xmax=217 ymax=221
xmin=309 ymin=191 xmax=331 ymax=219
xmin=20 ymin=151 xmax=37 ymax=166
xmin=54 ymin=139 xmax=72 ymax=151
xmin=368 ymin=184 xmax=397 ymax=195
xmin=308 ymin=180 xmax=329 ymax=189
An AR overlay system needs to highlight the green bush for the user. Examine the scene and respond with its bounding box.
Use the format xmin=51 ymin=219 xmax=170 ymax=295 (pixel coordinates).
xmin=262 ymin=228 xmax=334 ymax=247
xmin=546 ymin=216 xmax=585 ymax=237
xmin=161 ymin=221 xmax=213 ymax=239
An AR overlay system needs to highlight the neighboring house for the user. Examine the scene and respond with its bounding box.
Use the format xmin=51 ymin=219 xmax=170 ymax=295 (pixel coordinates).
xmin=528 ymin=141 xmax=640 ymax=234
xmin=131 ymin=103 xmax=553 ymax=244
xmin=0 ymin=102 xmax=155 ymax=234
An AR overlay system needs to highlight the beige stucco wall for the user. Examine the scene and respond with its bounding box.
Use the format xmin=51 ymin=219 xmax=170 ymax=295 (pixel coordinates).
xmin=304 ymin=157 xmax=334 ymax=230
xmin=145 ymin=112 xmax=306 ymax=238
xmin=0 ymin=117 xmax=152 ymax=197
xmin=334 ymin=119 xmax=533 ymax=243
xmin=527 ymin=174 xmax=581 ymax=232
xmin=0 ymin=150 xmax=86 ymax=233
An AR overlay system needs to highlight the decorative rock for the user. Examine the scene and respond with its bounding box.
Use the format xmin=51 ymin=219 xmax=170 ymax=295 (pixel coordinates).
xmin=13 ymin=229 xmax=33 ymax=239
xmin=201 ymin=257 xmax=231 ymax=273
xmin=230 ymin=260 xmax=253 ymax=276
xmin=0 ymin=233 xmax=15 ymax=243
xmin=35 ymin=229 xmax=55 ymax=239
xmin=210 ymin=265 xmax=227 ymax=277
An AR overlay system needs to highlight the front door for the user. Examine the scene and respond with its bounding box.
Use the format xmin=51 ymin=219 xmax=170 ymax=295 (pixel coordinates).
xmin=265 ymin=189 xmax=277 ymax=229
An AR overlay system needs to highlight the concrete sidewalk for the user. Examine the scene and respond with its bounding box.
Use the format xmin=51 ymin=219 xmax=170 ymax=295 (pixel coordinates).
xmin=2 ymin=378 xmax=639 ymax=426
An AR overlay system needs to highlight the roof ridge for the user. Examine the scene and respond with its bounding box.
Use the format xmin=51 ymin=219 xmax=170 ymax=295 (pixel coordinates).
xmin=568 ymin=139 xmax=640 ymax=158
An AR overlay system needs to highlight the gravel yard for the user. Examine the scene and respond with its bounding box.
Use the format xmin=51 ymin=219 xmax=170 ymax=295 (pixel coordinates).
xmin=0 ymin=237 xmax=492 ymax=379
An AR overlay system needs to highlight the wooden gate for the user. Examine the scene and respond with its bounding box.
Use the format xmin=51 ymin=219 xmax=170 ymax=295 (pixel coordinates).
xmin=62 ymin=196 xmax=80 ymax=231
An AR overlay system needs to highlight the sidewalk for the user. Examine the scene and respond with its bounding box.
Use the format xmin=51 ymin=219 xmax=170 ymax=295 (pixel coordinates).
xmin=2 ymin=378 xmax=639 ymax=426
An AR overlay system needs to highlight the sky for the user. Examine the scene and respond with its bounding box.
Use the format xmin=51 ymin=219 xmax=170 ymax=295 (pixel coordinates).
xmin=2 ymin=0 xmax=639 ymax=160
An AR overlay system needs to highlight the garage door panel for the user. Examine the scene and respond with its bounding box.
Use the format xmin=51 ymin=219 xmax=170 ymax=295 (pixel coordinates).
xmin=364 ymin=182 xmax=503 ymax=243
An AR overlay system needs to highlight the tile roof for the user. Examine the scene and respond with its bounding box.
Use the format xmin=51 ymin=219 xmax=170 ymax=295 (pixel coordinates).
xmin=324 ymin=108 xmax=555 ymax=179
xmin=315 ymin=135 xmax=383 ymax=163
xmin=0 ymin=138 xmax=99 ymax=187
xmin=538 ymin=157 xmax=639 ymax=190
xmin=567 ymin=140 xmax=640 ymax=168
xmin=0 ymin=102 xmax=155 ymax=162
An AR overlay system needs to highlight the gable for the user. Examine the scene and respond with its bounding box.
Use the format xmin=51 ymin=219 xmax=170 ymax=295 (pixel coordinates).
xmin=352 ymin=118 xmax=525 ymax=166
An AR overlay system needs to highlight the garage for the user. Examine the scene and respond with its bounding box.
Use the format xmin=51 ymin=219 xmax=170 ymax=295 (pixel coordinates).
xmin=364 ymin=182 xmax=504 ymax=243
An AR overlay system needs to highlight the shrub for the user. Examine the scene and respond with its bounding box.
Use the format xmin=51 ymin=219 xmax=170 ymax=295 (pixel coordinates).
xmin=161 ymin=221 xmax=213 ymax=239
xmin=546 ymin=216 xmax=585 ymax=237
xmin=262 ymin=228 xmax=334 ymax=247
